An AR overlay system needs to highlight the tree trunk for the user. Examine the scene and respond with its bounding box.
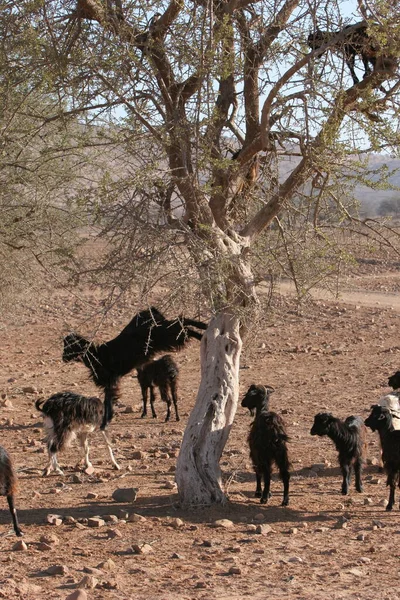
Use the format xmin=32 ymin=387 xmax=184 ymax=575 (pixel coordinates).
xmin=176 ymin=312 xmax=242 ymax=505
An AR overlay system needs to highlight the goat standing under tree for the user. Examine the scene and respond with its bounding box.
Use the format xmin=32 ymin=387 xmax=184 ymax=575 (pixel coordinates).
xmin=63 ymin=307 xmax=206 ymax=430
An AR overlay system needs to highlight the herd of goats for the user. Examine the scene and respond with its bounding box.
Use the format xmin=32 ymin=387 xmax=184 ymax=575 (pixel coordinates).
xmin=1 ymin=18 xmax=399 ymax=537
xmin=1 ymin=305 xmax=400 ymax=539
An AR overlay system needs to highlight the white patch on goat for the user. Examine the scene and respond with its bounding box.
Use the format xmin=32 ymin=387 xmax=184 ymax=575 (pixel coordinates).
xmin=378 ymin=394 xmax=400 ymax=430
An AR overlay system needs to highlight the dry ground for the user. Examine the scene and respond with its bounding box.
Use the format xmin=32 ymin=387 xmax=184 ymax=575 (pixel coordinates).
xmin=1 ymin=266 xmax=400 ymax=600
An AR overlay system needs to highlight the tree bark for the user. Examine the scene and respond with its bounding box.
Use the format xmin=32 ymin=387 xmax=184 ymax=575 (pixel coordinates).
xmin=176 ymin=311 xmax=242 ymax=505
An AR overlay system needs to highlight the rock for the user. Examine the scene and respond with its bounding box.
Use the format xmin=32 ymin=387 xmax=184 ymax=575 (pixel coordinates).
xmin=253 ymin=513 xmax=265 ymax=522
xmin=171 ymin=552 xmax=184 ymax=559
xmin=112 ymin=487 xmax=138 ymax=503
xmin=65 ymin=591 xmax=88 ymax=600
xmin=103 ymin=514 xmax=119 ymax=523
xmin=46 ymin=564 xmax=69 ymax=576
xmin=228 ymin=566 xmax=241 ymax=575
xmin=12 ymin=540 xmax=28 ymax=551
xmin=289 ymin=527 xmax=298 ymax=535
xmin=87 ymin=492 xmax=98 ymax=499
xmin=84 ymin=465 xmax=95 ymax=475
xmin=71 ymin=474 xmax=83 ymax=484
xmin=22 ymin=386 xmax=37 ymax=394
xmin=213 ymin=519 xmax=234 ymax=529
xmin=128 ymin=513 xmax=147 ymax=523
xmin=131 ymin=542 xmax=154 ymax=554
xmin=255 ymin=524 xmax=273 ymax=535
xmin=87 ymin=517 xmax=105 ymax=528
xmin=107 ymin=528 xmax=123 ymax=539
xmin=357 ymin=533 xmax=366 ymax=541
xmin=170 ymin=518 xmax=184 ymax=529
xmin=288 ymin=556 xmax=303 ymax=563
xmin=247 ymin=524 xmax=257 ymax=532
xmin=364 ymin=497 xmax=374 ymax=506
xmin=83 ymin=566 xmax=103 ymax=576
xmin=97 ymin=558 xmax=116 ymax=571
xmin=163 ymin=480 xmax=177 ymax=490
xmin=46 ymin=514 xmax=63 ymax=526
xmin=347 ymin=568 xmax=363 ymax=577
xmin=77 ymin=574 xmax=98 ymax=589
xmin=379 ymin=498 xmax=388 ymax=507
xmin=40 ymin=533 xmax=60 ymax=546
xmin=132 ymin=451 xmax=146 ymax=460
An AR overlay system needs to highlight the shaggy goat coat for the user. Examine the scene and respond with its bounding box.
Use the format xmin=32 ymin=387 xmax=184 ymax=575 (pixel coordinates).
xmin=241 ymin=384 xmax=290 ymax=506
xmin=36 ymin=391 xmax=120 ymax=476
xmin=0 ymin=446 xmax=23 ymax=536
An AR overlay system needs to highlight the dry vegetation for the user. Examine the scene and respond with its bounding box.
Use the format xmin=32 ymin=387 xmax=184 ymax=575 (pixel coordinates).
xmin=1 ymin=260 xmax=400 ymax=599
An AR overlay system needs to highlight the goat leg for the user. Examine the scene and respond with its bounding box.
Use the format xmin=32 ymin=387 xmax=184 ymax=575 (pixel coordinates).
xmin=254 ymin=472 xmax=262 ymax=498
xmin=6 ymin=495 xmax=23 ymax=537
xmin=101 ymin=430 xmax=120 ymax=470
xmin=260 ymin=469 xmax=271 ymax=504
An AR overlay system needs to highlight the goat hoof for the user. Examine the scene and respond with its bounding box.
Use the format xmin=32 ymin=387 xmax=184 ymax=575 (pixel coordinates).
xmin=16 ymin=530 xmax=24 ymax=537
xmin=356 ymin=487 xmax=363 ymax=493
xmin=386 ymin=504 xmax=393 ymax=511
xmin=260 ymin=497 xmax=268 ymax=504
xmin=281 ymin=500 xmax=289 ymax=507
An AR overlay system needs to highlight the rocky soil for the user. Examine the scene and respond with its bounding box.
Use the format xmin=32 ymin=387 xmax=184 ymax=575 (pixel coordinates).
xmin=1 ymin=269 xmax=400 ymax=600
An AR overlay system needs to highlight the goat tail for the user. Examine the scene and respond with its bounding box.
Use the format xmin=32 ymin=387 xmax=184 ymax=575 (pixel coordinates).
xmin=35 ymin=398 xmax=45 ymax=413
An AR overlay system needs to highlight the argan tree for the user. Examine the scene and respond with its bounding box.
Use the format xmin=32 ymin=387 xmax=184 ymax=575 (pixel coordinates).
xmin=7 ymin=0 xmax=400 ymax=504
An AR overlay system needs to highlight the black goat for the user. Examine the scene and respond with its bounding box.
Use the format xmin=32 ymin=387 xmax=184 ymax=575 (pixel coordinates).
xmin=0 ymin=446 xmax=23 ymax=536
xmin=310 ymin=412 xmax=366 ymax=495
xmin=388 ymin=371 xmax=400 ymax=390
xmin=137 ymin=354 xmax=180 ymax=422
xmin=36 ymin=392 xmax=120 ymax=476
xmin=365 ymin=404 xmax=400 ymax=511
xmin=307 ymin=21 xmax=391 ymax=84
xmin=63 ymin=307 xmax=207 ymax=429
xmin=241 ymin=384 xmax=290 ymax=506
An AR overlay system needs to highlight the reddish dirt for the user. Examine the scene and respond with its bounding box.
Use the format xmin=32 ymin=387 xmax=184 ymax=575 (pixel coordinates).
xmin=1 ymin=272 xmax=400 ymax=600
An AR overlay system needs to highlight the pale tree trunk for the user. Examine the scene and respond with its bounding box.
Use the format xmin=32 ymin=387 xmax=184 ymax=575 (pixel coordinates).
xmin=176 ymin=311 xmax=242 ymax=505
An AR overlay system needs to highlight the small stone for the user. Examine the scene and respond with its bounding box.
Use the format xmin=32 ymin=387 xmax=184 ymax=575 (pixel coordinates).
xmin=228 ymin=566 xmax=241 ymax=575
xmin=131 ymin=543 xmax=154 ymax=554
xmin=12 ymin=540 xmax=28 ymax=551
xmin=247 ymin=524 xmax=257 ymax=532
xmin=107 ymin=528 xmax=123 ymax=539
xmin=124 ymin=406 xmax=134 ymax=413
xmin=289 ymin=527 xmax=298 ymax=535
xmin=253 ymin=513 xmax=265 ymax=522
xmin=255 ymin=524 xmax=273 ymax=535
xmin=163 ymin=480 xmax=177 ymax=490
xmin=97 ymin=558 xmax=116 ymax=571
xmin=64 ymin=516 xmax=76 ymax=524
xmin=364 ymin=497 xmax=374 ymax=506
xmin=83 ymin=566 xmax=103 ymax=576
xmin=71 ymin=474 xmax=83 ymax=484
xmin=288 ymin=556 xmax=303 ymax=563
xmin=213 ymin=519 xmax=234 ymax=529
xmin=348 ymin=568 xmax=363 ymax=577
xmin=315 ymin=527 xmax=329 ymax=533
xmin=65 ymin=591 xmax=88 ymax=600
xmin=84 ymin=465 xmax=95 ymax=475
xmin=22 ymin=386 xmax=37 ymax=394
xmin=370 ymin=478 xmax=382 ymax=485
xmin=171 ymin=518 xmax=184 ymax=529
xmin=112 ymin=487 xmax=138 ymax=503
xmin=46 ymin=514 xmax=63 ymax=526
xmin=357 ymin=534 xmax=366 ymax=541
xmin=128 ymin=513 xmax=147 ymax=523
xmin=39 ymin=533 xmax=59 ymax=546
xmin=77 ymin=574 xmax=98 ymax=589
xmin=379 ymin=498 xmax=388 ymax=507
xmin=103 ymin=514 xmax=119 ymax=523
xmin=45 ymin=564 xmax=69 ymax=576
xmin=132 ymin=451 xmax=146 ymax=460
xmin=87 ymin=492 xmax=98 ymax=499
xmin=87 ymin=517 xmax=105 ymax=528
xmin=171 ymin=552 xmax=184 ymax=559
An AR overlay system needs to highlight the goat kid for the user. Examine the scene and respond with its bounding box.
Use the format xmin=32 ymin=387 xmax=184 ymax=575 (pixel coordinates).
xmin=137 ymin=354 xmax=180 ymax=422
xmin=63 ymin=306 xmax=207 ymax=430
xmin=310 ymin=412 xmax=366 ymax=495
xmin=307 ymin=21 xmax=394 ymax=84
xmin=0 ymin=446 xmax=23 ymax=536
xmin=241 ymin=385 xmax=290 ymax=506
xmin=365 ymin=404 xmax=400 ymax=511
xmin=36 ymin=392 xmax=120 ymax=476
